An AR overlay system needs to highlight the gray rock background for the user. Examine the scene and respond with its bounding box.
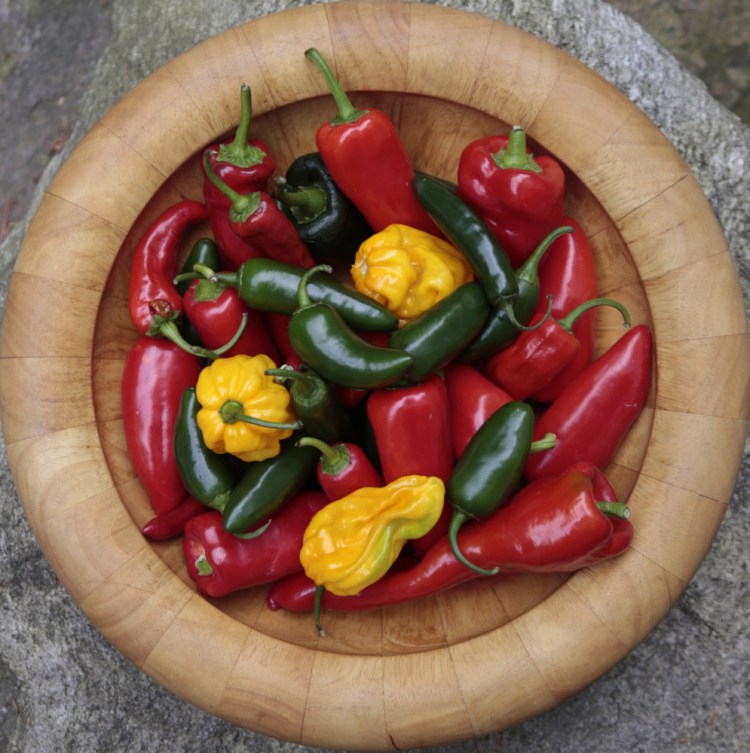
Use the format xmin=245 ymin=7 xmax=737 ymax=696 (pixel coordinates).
xmin=1 ymin=1 xmax=749 ymax=752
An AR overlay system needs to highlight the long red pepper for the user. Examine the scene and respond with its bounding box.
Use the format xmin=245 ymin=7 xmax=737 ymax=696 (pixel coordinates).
xmin=121 ymin=337 xmax=202 ymax=515
xmin=304 ymin=48 xmax=441 ymax=236
xmin=456 ymin=126 xmax=565 ymax=268
xmin=524 ymin=324 xmax=653 ymax=481
xmin=141 ymin=495 xmax=206 ymax=541
xmin=532 ymin=217 xmax=598 ymax=402
xmin=266 ymin=466 xmax=628 ymax=614
xmin=483 ymin=297 xmax=631 ymax=401
xmin=182 ymin=491 xmax=329 ymax=598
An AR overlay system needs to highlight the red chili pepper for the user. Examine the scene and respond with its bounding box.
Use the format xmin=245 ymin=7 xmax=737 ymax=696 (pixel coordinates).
xmin=456 ymin=126 xmax=565 ymax=268
xmin=443 ymin=362 xmax=514 ymax=460
xmin=182 ymin=491 xmax=329 ymax=598
xmin=127 ymin=199 xmax=210 ymax=351
xmin=532 ymin=217 xmax=598 ymax=402
xmin=304 ymin=48 xmax=441 ymax=236
xmin=183 ymin=278 xmax=280 ymax=362
xmin=266 ymin=465 xmax=627 ymax=613
xmin=296 ymin=437 xmax=383 ymax=500
xmin=483 ymin=298 xmax=630 ymax=401
xmin=203 ymin=151 xmax=315 ymax=269
xmin=524 ymin=324 xmax=653 ymax=481
xmin=141 ymin=495 xmax=206 ymax=541
xmin=121 ymin=337 xmax=202 ymax=515
xmin=263 ymin=312 xmax=296 ymax=362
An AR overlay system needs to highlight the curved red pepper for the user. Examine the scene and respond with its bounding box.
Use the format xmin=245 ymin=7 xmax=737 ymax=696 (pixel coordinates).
xmin=141 ymin=495 xmax=206 ymax=541
xmin=127 ymin=199 xmax=209 ymax=342
xmin=532 ymin=217 xmax=598 ymax=402
xmin=524 ymin=324 xmax=653 ymax=481
xmin=183 ymin=278 xmax=280 ymax=362
xmin=456 ymin=126 xmax=565 ymax=268
xmin=305 ymin=48 xmax=440 ymax=236
xmin=182 ymin=491 xmax=328 ymax=598
xmin=266 ymin=466 xmax=624 ymax=613
xmin=121 ymin=337 xmax=202 ymax=515
xmin=443 ymin=362 xmax=513 ymax=460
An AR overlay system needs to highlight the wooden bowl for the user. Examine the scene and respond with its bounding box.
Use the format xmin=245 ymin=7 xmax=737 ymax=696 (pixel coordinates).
xmin=1 ymin=1 xmax=748 ymax=749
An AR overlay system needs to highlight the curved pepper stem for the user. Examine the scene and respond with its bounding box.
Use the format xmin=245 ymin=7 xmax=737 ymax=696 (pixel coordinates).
xmin=216 ymin=83 xmax=267 ymax=168
xmin=274 ymin=176 xmax=328 ymax=223
xmin=559 ymin=297 xmax=632 ymax=332
xmin=528 ymin=432 xmax=556 ymax=454
xmin=218 ymin=399 xmax=303 ymax=431
xmin=297 ymin=264 xmax=333 ymax=309
xmin=502 ymin=294 xmax=553 ymax=332
xmin=203 ymin=150 xmax=261 ymax=223
xmin=517 ymin=225 xmax=574 ymax=287
xmin=296 ymin=435 xmax=351 ymax=477
xmin=231 ymin=518 xmax=273 ymax=541
xmin=596 ymin=501 xmax=631 ymax=519
xmin=448 ymin=510 xmax=500 ymax=576
xmin=305 ymin=47 xmax=367 ymax=126
xmin=492 ymin=125 xmax=542 ymax=173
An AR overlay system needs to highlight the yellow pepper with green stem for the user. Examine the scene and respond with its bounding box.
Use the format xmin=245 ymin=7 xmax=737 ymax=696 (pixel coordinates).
xmin=350 ymin=224 xmax=474 ymax=322
xmin=299 ymin=475 xmax=445 ymax=597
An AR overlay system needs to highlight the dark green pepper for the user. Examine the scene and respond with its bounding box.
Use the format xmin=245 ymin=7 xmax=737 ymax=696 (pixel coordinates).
xmin=173 ymin=387 xmax=238 ymax=512
xmin=274 ymin=152 xmax=372 ymax=268
xmin=265 ymin=366 xmax=353 ymax=444
xmin=387 ymin=281 xmax=489 ymax=383
xmin=460 ymin=225 xmax=573 ymax=364
xmin=288 ymin=265 xmax=415 ymax=391
xmin=222 ymin=432 xmax=319 ymax=536
xmin=202 ymin=257 xmax=398 ymax=333
xmin=446 ymin=401 xmax=555 ymax=575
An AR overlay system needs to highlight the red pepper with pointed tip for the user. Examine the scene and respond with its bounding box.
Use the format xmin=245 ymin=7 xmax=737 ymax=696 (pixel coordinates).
xmin=141 ymin=496 xmax=206 ymax=541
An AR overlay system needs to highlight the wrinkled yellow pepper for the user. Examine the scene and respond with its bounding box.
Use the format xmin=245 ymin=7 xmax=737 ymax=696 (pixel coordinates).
xmin=300 ymin=475 xmax=445 ymax=596
xmin=195 ymin=353 xmax=299 ymax=462
xmin=350 ymin=224 xmax=474 ymax=322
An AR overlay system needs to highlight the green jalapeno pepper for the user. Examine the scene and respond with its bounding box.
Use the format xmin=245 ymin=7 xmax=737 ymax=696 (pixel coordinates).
xmin=446 ymin=400 xmax=555 ymax=575
xmin=287 ymin=265 xmax=414 ymax=391
xmin=174 ymin=387 xmax=238 ymax=512
xmin=222 ymin=432 xmax=319 ymax=536
xmin=265 ymin=366 xmax=353 ymax=444
xmin=387 ymin=281 xmax=489 ymax=383
xmin=200 ymin=257 xmax=398 ymax=333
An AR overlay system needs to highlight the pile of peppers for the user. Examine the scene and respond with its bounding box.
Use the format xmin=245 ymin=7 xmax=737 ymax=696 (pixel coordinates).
xmin=122 ymin=49 xmax=652 ymax=634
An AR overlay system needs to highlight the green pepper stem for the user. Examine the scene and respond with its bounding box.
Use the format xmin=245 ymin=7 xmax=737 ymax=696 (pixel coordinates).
xmin=313 ymin=584 xmax=326 ymax=636
xmin=305 ymin=47 xmax=367 ymax=126
xmin=274 ymin=177 xmax=328 ymax=223
xmin=232 ymin=518 xmax=273 ymax=540
xmin=296 ymin=436 xmax=351 ymax=476
xmin=559 ymin=297 xmax=631 ymax=332
xmin=203 ymin=150 xmax=261 ymax=223
xmin=596 ymin=501 xmax=631 ymax=519
xmin=448 ymin=510 xmax=500 ymax=576
xmin=153 ymin=308 xmax=248 ymax=361
xmin=297 ymin=264 xmax=333 ymax=309
xmin=516 ymin=225 xmax=574 ymax=286
xmin=216 ymin=83 xmax=267 ymax=168
xmin=502 ymin=294 xmax=554 ymax=332
xmin=218 ymin=399 xmax=303 ymax=430
xmin=492 ymin=125 xmax=542 ymax=172
xmin=194 ymin=552 xmax=213 ymax=576
xmin=529 ymin=432 xmax=556 ymax=454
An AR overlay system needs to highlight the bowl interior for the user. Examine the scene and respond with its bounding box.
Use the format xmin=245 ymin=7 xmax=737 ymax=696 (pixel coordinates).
xmin=91 ymin=91 xmax=654 ymax=656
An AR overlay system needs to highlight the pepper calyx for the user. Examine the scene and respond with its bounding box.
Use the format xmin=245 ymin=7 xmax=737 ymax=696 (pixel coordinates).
xmin=491 ymin=125 xmax=543 ymax=173
xmin=215 ymin=83 xmax=268 ymax=168
xmin=296 ymin=436 xmax=351 ymax=477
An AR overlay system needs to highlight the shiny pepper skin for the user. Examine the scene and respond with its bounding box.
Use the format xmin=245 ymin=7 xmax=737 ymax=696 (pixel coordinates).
xmin=300 ymin=475 xmax=445 ymax=596
xmin=351 ymin=224 xmax=474 ymax=322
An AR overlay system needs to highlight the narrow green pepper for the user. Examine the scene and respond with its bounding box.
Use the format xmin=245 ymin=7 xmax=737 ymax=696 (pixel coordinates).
xmin=387 ymin=281 xmax=489 ymax=383
xmin=265 ymin=366 xmax=353 ymax=444
xmin=201 ymin=257 xmax=398 ymax=333
xmin=446 ymin=401 xmax=555 ymax=575
xmin=222 ymin=432 xmax=319 ymax=536
xmin=288 ymin=265 xmax=415 ymax=391
xmin=175 ymin=238 xmax=222 ymax=296
xmin=173 ymin=388 xmax=238 ymax=512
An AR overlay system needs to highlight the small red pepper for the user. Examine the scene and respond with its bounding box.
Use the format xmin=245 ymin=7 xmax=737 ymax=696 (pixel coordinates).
xmin=182 ymin=491 xmax=329 ymax=598
xmin=296 ymin=437 xmax=383 ymax=500
xmin=443 ymin=362 xmax=514 ymax=460
xmin=127 ymin=199 xmax=211 ymax=351
xmin=266 ymin=465 xmax=628 ymax=613
xmin=141 ymin=495 xmax=206 ymax=541
xmin=304 ymin=48 xmax=441 ymax=236
xmin=456 ymin=126 xmax=565 ymax=268
xmin=483 ymin=297 xmax=630 ymax=401
xmin=524 ymin=324 xmax=653 ymax=481
xmin=183 ymin=277 xmax=280 ymax=362
xmin=203 ymin=151 xmax=315 ymax=269
xmin=532 ymin=217 xmax=598 ymax=402
xmin=121 ymin=337 xmax=202 ymax=515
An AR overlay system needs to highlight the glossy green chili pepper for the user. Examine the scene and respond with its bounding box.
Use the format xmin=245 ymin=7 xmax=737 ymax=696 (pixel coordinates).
xmin=446 ymin=401 xmax=555 ymax=575
xmin=265 ymin=366 xmax=353 ymax=444
xmin=387 ymin=281 xmax=489 ymax=383
xmin=460 ymin=225 xmax=573 ymax=364
xmin=222 ymin=432 xmax=319 ymax=536
xmin=288 ymin=265 xmax=415 ymax=390
xmin=173 ymin=387 xmax=238 ymax=512
xmin=200 ymin=257 xmax=398 ymax=333
xmin=175 ymin=238 xmax=222 ymax=296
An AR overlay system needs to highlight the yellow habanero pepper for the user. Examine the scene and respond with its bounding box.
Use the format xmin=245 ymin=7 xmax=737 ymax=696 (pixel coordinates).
xmin=300 ymin=475 xmax=445 ymax=597
xmin=195 ymin=353 xmax=301 ymax=463
xmin=350 ymin=224 xmax=474 ymax=322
